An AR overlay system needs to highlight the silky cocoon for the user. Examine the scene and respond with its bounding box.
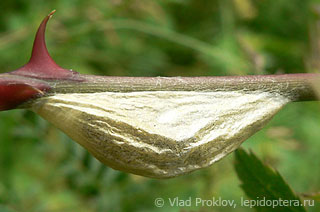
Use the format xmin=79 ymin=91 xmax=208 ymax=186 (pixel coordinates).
xmin=32 ymin=90 xmax=289 ymax=178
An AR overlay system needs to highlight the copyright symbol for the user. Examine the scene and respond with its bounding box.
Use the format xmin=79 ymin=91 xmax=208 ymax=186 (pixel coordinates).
xmin=155 ymin=198 xmax=164 ymax=207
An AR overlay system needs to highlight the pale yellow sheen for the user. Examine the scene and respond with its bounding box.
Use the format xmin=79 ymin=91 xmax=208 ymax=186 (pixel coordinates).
xmin=31 ymin=91 xmax=289 ymax=178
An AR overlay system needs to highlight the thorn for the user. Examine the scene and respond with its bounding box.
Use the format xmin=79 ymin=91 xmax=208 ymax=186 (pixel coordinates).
xmin=12 ymin=10 xmax=80 ymax=80
xmin=48 ymin=10 xmax=56 ymax=19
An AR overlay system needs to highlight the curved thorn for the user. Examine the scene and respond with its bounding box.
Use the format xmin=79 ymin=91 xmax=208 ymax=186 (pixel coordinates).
xmin=12 ymin=10 xmax=80 ymax=80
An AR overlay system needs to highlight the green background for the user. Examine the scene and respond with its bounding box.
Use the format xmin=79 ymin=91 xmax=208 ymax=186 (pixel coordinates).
xmin=0 ymin=0 xmax=319 ymax=211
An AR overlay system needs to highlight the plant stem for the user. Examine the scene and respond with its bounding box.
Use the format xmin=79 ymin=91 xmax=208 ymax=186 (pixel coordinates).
xmin=47 ymin=73 xmax=320 ymax=102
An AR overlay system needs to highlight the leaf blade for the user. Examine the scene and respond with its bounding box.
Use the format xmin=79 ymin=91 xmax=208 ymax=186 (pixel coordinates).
xmin=234 ymin=148 xmax=306 ymax=212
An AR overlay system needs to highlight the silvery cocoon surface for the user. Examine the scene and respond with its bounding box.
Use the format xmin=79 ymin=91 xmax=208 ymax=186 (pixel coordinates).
xmin=32 ymin=90 xmax=289 ymax=178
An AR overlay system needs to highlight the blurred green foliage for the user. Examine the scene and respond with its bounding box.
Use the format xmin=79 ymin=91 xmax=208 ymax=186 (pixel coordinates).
xmin=0 ymin=0 xmax=319 ymax=211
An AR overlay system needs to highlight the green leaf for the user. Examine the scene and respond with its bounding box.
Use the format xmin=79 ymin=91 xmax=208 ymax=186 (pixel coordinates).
xmin=234 ymin=148 xmax=306 ymax=212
